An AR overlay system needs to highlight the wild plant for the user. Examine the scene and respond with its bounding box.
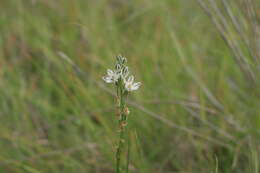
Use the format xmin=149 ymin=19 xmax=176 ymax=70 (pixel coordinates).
xmin=103 ymin=55 xmax=141 ymax=173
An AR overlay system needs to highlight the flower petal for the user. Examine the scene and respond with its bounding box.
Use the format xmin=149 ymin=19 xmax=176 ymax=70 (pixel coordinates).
xmin=128 ymin=75 xmax=134 ymax=83
xmin=103 ymin=76 xmax=113 ymax=83
xmin=107 ymin=69 xmax=114 ymax=76
xmin=132 ymin=82 xmax=141 ymax=90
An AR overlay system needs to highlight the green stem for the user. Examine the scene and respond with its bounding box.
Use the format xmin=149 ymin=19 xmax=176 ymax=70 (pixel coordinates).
xmin=116 ymin=129 xmax=124 ymax=173
xmin=116 ymin=84 xmax=127 ymax=173
xmin=126 ymin=131 xmax=130 ymax=173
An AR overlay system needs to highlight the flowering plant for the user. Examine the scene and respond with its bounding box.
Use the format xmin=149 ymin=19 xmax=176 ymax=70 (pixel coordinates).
xmin=103 ymin=55 xmax=141 ymax=173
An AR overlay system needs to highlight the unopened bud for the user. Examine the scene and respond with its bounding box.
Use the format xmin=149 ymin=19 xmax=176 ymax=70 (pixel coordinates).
xmin=124 ymin=107 xmax=130 ymax=115
xmin=115 ymin=64 xmax=121 ymax=71
xmin=121 ymin=57 xmax=127 ymax=64
xmin=121 ymin=66 xmax=129 ymax=77
xmin=116 ymin=55 xmax=123 ymax=62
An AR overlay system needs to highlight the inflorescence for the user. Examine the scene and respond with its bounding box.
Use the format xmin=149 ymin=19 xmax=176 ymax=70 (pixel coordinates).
xmin=102 ymin=55 xmax=141 ymax=92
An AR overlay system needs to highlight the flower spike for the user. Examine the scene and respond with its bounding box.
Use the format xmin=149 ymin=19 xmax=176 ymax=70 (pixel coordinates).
xmin=102 ymin=55 xmax=141 ymax=92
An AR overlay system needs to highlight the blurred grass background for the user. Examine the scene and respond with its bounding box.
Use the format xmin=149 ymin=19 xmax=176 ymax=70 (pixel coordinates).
xmin=0 ymin=0 xmax=259 ymax=172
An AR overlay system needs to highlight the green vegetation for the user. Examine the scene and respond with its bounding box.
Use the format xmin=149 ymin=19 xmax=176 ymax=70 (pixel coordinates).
xmin=0 ymin=0 xmax=259 ymax=173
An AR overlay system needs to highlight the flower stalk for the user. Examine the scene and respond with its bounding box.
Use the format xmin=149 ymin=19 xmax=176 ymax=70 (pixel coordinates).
xmin=116 ymin=83 xmax=127 ymax=173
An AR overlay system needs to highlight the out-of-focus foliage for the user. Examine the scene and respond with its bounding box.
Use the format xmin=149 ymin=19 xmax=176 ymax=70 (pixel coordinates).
xmin=0 ymin=0 xmax=259 ymax=173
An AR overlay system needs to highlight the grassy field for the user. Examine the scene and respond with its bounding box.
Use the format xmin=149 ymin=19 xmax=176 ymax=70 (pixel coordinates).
xmin=0 ymin=0 xmax=259 ymax=172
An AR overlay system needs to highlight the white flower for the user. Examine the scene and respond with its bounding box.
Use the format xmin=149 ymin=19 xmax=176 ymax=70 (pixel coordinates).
xmin=124 ymin=75 xmax=141 ymax=92
xmin=102 ymin=69 xmax=120 ymax=83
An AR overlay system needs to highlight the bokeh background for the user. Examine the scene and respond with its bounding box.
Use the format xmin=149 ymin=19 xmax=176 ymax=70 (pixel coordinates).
xmin=0 ymin=0 xmax=259 ymax=172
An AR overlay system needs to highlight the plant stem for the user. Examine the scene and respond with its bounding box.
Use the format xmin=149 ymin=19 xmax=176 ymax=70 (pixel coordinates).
xmin=116 ymin=84 xmax=127 ymax=173
xmin=126 ymin=132 xmax=130 ymax=173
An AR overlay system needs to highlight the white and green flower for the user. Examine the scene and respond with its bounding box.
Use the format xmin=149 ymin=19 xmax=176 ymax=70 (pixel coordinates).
xmin=124 ymin=75 xmax=141 ymax=92
xmin=102 ymin=69 xmax=120 ymax=83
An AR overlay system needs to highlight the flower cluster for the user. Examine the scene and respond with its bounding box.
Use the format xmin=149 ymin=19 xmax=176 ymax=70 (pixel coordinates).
xmin=102 ymin=55 xmax=141 ymax=92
